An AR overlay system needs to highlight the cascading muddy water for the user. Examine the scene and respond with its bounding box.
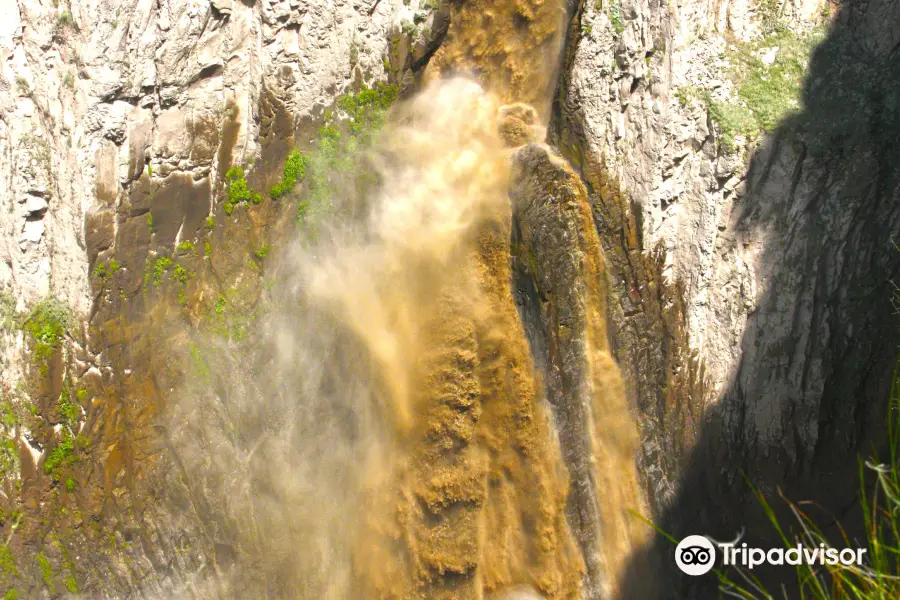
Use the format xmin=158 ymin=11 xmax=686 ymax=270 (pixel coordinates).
xmin=170 ymin=79 xmax=581 ymax=599
xmin=427 ymin=0 xmax=651 ymax=596
xmin=168 ymin=1 xmax=649 ymax=598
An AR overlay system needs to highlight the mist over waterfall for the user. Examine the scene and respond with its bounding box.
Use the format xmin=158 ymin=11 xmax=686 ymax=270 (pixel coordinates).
xmin=168 ymin=71 xmax=648 ymax=598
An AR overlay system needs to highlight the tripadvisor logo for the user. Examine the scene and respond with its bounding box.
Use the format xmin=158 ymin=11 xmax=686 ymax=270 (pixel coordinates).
xmin=675 ymin=535 xmax=868 ymax=576
xmin=675 ymin=535 xmax=716 ymax=576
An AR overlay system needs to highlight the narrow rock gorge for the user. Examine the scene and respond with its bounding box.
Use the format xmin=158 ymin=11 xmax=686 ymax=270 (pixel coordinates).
xmin=0 ymin=0 xmax=897 ymax=598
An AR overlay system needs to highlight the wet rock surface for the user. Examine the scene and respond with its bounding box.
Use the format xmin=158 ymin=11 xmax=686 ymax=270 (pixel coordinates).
xmin=510 ymin=143 xmax=653 ymax=599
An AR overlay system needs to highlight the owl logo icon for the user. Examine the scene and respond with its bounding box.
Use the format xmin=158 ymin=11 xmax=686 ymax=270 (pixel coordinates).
xmin=675 ymin=535 xmax=716 ymax=576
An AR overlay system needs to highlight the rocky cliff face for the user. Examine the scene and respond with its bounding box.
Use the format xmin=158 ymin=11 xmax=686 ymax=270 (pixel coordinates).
xmin=0 ymin=0 xmax=415 ymax=395
xmin=555 ymin=0 xmax=900 ymax=596
xmin=0 ymin=0 xmax=396 ymax=304
xmin=0 ymin=0 xmax=898 ymax=597
xmin=553 ymin=0 xmax=837 ymax=506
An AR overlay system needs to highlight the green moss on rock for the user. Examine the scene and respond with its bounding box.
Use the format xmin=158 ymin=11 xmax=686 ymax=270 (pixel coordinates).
xmin=224 ymin=166 xmax=263 ymax=213
xmin=269 ymin=150 xmax=308 ymax=199
xmin=299 ymin=83 xmax=398 ymax=222
xmin=0 ymin=544 xmax=17 ymax=578
xmin=706 ymin=95 xmax=757 ymax=152
xmin=35 ymin=553 xmax=53 ymax=592
xmin=44 ymin=433 xmax=75 ymax=480
xmin=21 ymin=298 xmax=71 ymax=363
xmin=152 ymin=257 xmax=173 ymax=285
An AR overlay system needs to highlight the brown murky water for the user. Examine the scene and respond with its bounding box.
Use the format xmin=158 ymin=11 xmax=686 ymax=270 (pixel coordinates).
xmin=425 ymin=0 xmax=568 ymax=119
xmin=172 ymin=1 xmax=648 ymax=598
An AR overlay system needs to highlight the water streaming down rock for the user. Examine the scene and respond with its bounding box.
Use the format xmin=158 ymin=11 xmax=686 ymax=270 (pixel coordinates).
xmin=170 ymin=1 xmax=649 ymax=598
xmin=424 ymin=0 xmax=568 ymax=120
xmin=427 ymin=0 xmax=651 ymax=596
xmin=171 ymin=79 xmax=580 ymax=599
xmin=301 ymin=80 xmax=585 ymax=598
xmin=509 ymin=136 xmax=651 ymax=599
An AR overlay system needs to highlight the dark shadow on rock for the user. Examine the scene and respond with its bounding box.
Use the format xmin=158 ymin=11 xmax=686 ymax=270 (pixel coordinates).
xmin=618 ymin=0 xmax=900 ymax=597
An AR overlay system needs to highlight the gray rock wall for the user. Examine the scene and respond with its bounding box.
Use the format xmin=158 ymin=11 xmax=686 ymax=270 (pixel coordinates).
xmin=558 ymin=0 xmax=900 ymax=595
xmin=0 ymin=0 xmax=412 ymax=390
xmin=563 ymin=0 xmax=827 ymax=398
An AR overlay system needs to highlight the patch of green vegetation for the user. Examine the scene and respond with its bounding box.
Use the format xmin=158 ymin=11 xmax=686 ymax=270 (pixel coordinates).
xmin=609 ymin=0 xmax=624 ymax=35
xmin=0 ymin=438 xmax=16 ymax=479
xmin=152 ymin=256 xmax=172 ymax=285
xmin=21 ymin=298 xmax=71 ymax=363
xmin=337 ymin=84 xmax=398 ymax=129
xmin=700 ymin=24 xmax=825 ymax=153
xmin=188 ymin=343 xmax=210 ymax=383
xmin=206 ymin=304 xmax=257 ymax=342
xmin=205 ymin=291 xmax=253 ymax=341
xmin=706 ymin=94 xmax=757 ymax=152
xmin=76 ymin=389 xmax=87 ymax=403
xmin=65 ymin=477 xmax=75 ymax=492
xmin=62 ymin=72 xmax=74 ymax=89
xmin=401 ymin=19 xmax=417 ymax=38
xmin=146 ymin=212 xmax=153 ymax=231
xmin=44 ymin=433 xmax=74 ymax=480
xmin=93 ymin=259 xmax=120 ymax=280
xmin=173 ymin=264 xmax=189 ymax=284
xmin=57 ymin=387 xmax=79 ymax=428
xmin=755 ymin=0 xmax=786 ymax=35
xmin=728 ymin=28 xmax=826 ymax=133
xmin=64 ymin=571 xmax=78 ymax=593
xmin=206 ymin=216 xmax=216 ymax=229
xmin=254 ymin=246 xmax=270 ymax=260
xmin=4 ymin=589 xmax=18 ymax=600
xmin=0 ymin=292 xmax=15 ymax=333
xmin=57 ymin=10 xmax=73 ymax=28
xmin=224 ymin=166 xmax=263 ymax=215
xmin=0 ymin=403 xmax=16 ymax=430
xmin=268 ymin=150 xmax=309 ymax=199
xmin=204 ymin=289 xmax=258 ymax=342
xmin=20 ymin=135 xmax=50 ymax=175
xmin=204 ymin=241 xmax=211 ymax=258
xmin=176 ymin=241 xmax=195 ymax=253
xmin=0 ymin=543 xmax=17 ymax=577
xmin=675 ymin=86 xmax=699 ymax=107
xmin=35 ymin=553 xmax=53 ymax=592
xmin=300 ymin=82 xmax=398 ymax=222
